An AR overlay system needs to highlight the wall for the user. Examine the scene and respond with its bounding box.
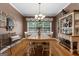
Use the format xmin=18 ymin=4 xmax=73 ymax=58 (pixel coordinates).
xmin=0 ymin=3 xmax=24 ymax=36
xmin=52 ymin=17 xmax=57 ymax=37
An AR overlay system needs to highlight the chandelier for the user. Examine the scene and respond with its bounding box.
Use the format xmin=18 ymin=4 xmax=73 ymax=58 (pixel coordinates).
xmin=35 ymin=3 xmax=45 ymax=20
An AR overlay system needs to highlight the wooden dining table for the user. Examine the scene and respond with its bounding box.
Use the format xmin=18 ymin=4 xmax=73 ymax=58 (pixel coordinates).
xmin=22 ymin=35 xmax=56 ymax=56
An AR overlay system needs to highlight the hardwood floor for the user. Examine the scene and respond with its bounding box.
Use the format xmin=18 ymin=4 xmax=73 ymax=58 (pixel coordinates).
xmin=2 ymin=38 xmax=79 ymax=56
xmin=51 ymin=39 xmax=79 ymax=56
xmin=50 ymin=40 xmax=72 ymax=56
xmin=25 ymin=39 xmax=73 ymax=56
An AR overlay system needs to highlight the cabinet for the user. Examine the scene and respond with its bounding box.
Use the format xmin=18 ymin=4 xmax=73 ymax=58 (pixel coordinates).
xmin=59 ymin=10 xmax=79 ymax=36
xmin=58 ymin=10 xmax=79 ymax=54
xmin=2 ymin=39 xmax=27 ymax=56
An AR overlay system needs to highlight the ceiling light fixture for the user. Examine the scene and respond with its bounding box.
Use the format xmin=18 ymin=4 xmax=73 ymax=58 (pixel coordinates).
xmin=35 ymin=3 xmax=45 ymax=20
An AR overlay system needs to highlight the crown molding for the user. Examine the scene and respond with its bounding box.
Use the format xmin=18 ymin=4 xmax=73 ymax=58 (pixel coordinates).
xmin=9 ymin=3 xmax=24 ymax=16
xmin=56 ymin=3 xmax=71 ymax=16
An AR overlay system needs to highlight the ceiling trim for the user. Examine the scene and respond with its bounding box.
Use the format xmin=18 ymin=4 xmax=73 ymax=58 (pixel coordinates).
xmin=56 ymin=3 xmax=71 ymax=16
xmin=9 ymin=3 xmax=23 ymax=16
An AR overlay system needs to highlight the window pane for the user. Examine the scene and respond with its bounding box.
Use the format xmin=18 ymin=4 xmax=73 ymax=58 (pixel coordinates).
xmin=27 ymin=21 xmax=51 ymax=33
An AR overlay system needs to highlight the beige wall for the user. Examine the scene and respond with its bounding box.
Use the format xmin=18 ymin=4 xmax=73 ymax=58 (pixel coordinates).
xmin=0 ymin=3 xmax=24 ymax=36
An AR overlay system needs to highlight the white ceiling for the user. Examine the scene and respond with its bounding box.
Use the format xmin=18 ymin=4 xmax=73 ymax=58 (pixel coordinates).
xmin=11 ymin=3 xmax=70 ymax=16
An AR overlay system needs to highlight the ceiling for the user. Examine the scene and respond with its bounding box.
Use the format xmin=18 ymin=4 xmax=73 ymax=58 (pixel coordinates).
xmin=11 ymin=3 xmax=70 ymax=16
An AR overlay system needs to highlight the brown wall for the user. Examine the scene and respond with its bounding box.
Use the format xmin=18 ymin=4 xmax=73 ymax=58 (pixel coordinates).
xmin=52 ymin=17 xmax=57 ymax=37
xmin=0 ymin=3 xmax=24 ymax=36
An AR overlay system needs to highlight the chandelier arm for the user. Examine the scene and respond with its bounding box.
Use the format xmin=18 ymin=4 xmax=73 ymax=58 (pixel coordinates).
xmin=39 ymin=3 xmax=41 ymax=14
xmin=35 ymin=3 xmax=45 ymax=20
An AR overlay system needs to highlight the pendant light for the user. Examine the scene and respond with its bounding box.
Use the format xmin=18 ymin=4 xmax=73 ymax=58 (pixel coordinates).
xmin=35 ymin=3 xmax=45 ymax=20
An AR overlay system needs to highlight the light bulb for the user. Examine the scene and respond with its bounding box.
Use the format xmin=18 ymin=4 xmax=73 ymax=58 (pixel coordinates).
xmin=41 ymin=15 xmax=45 ymax=19
xmin=35 ymin=15 xmax=38 ymax=19
xmin=39 ymin=14 xmax=43 ymax=16
xmin=38 ymin=17 xmax=40 ymax=20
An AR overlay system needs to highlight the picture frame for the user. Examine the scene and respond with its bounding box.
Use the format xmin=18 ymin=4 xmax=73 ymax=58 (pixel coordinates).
xmin=0 ymin=11 xmax=6 ymax=28
xmin=6 ymin=15 xmax=15 ymax=31
xmin=0 ymin=11 xmax=2 ymax=20
xmin=2 ymin=11 xmax=6 ymax=20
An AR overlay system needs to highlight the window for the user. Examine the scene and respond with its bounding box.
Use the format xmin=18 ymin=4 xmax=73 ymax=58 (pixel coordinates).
xmin=26 ymin=18 xmax=52 ymax=34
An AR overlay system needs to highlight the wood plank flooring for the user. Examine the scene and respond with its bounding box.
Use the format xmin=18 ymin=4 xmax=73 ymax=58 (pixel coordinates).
xmin=50 ymin=40 xmax=72 ymax=56
xmin=25 ymin=39 xmax=73 ymax=56
xmin=23 ymin=39 xmax=79 ymax=56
